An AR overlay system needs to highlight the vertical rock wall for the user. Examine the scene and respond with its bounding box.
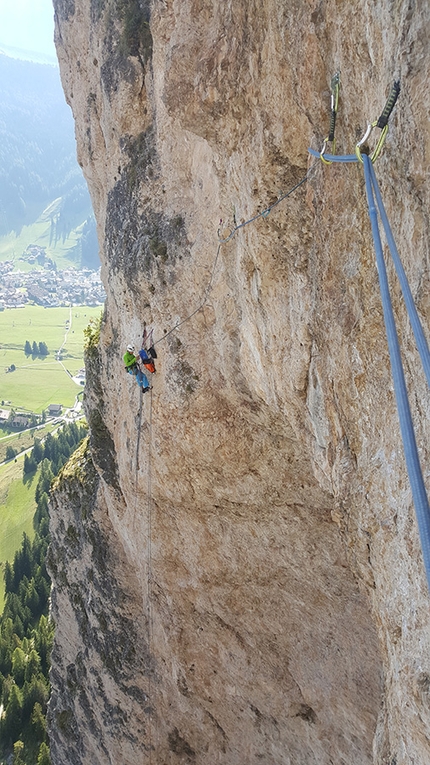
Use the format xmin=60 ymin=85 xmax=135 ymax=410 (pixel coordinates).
xmin=49 ymin=1 xmax=430 ymax=763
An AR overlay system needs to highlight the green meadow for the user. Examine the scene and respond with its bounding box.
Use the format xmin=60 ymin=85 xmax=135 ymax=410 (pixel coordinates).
xmin=0 ymin=198 xmax=84 ymax=271
xmin=0 ymin=458 xmax=38 ymax=610
xmin=0 ymin=422 xmax=58 ymax=464
xmin=0 ymin=304 xmax=101 ymax=412
xmin=0 ymin=302 xmax=99 ymax=612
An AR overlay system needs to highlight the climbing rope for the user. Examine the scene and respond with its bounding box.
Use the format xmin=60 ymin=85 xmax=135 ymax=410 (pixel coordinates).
xmin=362 ymin=153 xmax=430 ymax=589
xmin=151 ymin=169 xmax=312 ymax=348
xmin=308 ymin=149 xmax=358 ymax=163
xmin=132 ymin=383 xmax=155 ymax=763
xmin=367 ymin=159 xmax=430 ymax=387
xmin=146 ymin=386 xmax=154 ymax=764
xmin=217 ymin=171 xmax=310 ymax=244
xmin=308 ymin=80 xmax=430 ymax=588
xmin=153 ymin=242 xmax=223 ymax=347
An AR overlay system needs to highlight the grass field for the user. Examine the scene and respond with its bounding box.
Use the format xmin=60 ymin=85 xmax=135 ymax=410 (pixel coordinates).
xmin=0 ymin=458 xmax=38 ymax=610
xmin=0 ymin=198 xmax=84 ymax=271
xmin=0 ymin=304 xmax=102 ymax=412
xmin=0 ymin=422 xmax=58 ymax=464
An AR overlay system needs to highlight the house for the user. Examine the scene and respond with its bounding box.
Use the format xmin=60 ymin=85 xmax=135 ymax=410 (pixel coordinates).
xmin=27 ymin=285 xmax=51 ymax=306
xmin=11 ymin=415 xmax=30 ymax=429
xmin=48 ymin=404 xmax=62 ymax=416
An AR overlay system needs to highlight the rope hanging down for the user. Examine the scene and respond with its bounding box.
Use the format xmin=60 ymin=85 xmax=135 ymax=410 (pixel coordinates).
xmin=308 ymin=80 xmax=430 ymax=589
xmin=133 ymin=385 xmax=156 ymax=764
xmin=362 ymin=153 xmax=430 ymax=590
xmin=146 ymin=386 xmax=154 ymax=764
xmin=366 ymin=159 xmax=430 ymax=387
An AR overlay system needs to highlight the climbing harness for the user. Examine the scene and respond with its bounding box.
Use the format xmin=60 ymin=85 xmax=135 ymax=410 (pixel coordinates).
xmin=320 ymin=72 xmax=340 ymax=163
xmin=309 ymin=80 xmax=430 ymax=590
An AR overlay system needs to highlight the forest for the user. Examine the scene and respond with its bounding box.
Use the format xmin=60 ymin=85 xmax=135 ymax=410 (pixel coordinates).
xmin=0 ymin=421 xmax=87 ymax=765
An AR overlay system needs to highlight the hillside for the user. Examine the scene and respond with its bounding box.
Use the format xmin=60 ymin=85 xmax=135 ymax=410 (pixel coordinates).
xmin=47 ymin=2 xmax=430 ymax=764
xmin=0 ymin=53 xmax=97 ymax=268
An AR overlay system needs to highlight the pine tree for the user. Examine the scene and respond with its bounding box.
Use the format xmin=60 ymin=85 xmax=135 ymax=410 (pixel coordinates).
xmin=2 ymin=684 xmax=23 ymax=743
xmin=24 ymin=340 xmax=32 ymax=355
xmin=35 ymin=460 xmax=54 ymax=503
xmin=4 ymin=561 xmax=14 ymax=593
xmin=13 ymin=739 xmax=26 ymax=765
xmin=25 ymin=650 xmax=41 ymax=684
xmin=11 ymin=647 xmax=26 ymax=686
xmin=31 ymin=702 xmax=47 ymax=742
xmin=32 ymin=439 xmax=44 ymax=464
xmin=23 ymin=453 xmax=37 ymax=475
xmin=37 ymin=742 xmax=51 ymax=765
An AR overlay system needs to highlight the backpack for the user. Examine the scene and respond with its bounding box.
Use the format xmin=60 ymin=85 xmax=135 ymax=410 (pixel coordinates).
xmin=139 ymin=349 xmax=156 ymax=374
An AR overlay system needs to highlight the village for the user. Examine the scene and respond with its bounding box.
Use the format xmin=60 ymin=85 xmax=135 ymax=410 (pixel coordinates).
xmin=0 ymin=402 xmax=66 ymax=430
xmin=0 ymin=245 xmax=105 ymax=309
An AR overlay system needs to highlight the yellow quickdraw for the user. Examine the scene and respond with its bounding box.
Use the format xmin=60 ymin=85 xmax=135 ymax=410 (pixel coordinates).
xmin=355 ymin=81 xmax=400 ymax=163
xmin=320 ymin=72 xmax=340 ymax=165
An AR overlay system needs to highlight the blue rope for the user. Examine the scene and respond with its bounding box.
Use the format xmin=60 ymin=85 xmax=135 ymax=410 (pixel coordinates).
xmin=363 ymin=153 xmax=430 ymax=589
xmin=368 ymin=161 xmax=430 ymax=388
xmin=308 ymin=148 xmax=359 ymax=162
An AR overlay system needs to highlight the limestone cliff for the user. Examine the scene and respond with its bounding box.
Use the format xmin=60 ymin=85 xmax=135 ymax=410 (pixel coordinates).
xmin=48 ymin=1 xmax=430 ymax=763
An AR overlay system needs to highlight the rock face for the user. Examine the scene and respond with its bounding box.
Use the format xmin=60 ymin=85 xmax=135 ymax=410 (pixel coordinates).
xmin=48 ymin=1 xmax=430 ymax=763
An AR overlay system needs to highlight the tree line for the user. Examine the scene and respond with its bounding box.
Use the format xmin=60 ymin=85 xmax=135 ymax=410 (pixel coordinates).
xmin=24 ymin=342 xmax=48 ymax=357
xmin=0 ymin=421 xmax=88 ymax=764
xmin=23 ymin=422 xmax=87 ymax=478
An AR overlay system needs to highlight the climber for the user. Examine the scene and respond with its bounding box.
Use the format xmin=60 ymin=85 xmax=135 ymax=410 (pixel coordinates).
xmin=123 ymin=344 xmax=151 ymax=392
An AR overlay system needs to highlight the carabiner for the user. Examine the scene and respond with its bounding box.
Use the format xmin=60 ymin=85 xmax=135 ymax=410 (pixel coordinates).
xmin=355 ymin=121 xmax=388 ymax=163
xmin=320 ymin=138 xmax=336 ymax=165
xmin=355 ymin=81 xmax=400 ymax=163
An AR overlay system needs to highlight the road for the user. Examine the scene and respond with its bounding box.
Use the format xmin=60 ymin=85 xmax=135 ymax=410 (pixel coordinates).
xmin=20 ymin=304 xmax=79 ymax=382
xmin=56 ymin=304 xmax=73 ymax=377
xmin=0 ymin=406 xmax=86 ymax=467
